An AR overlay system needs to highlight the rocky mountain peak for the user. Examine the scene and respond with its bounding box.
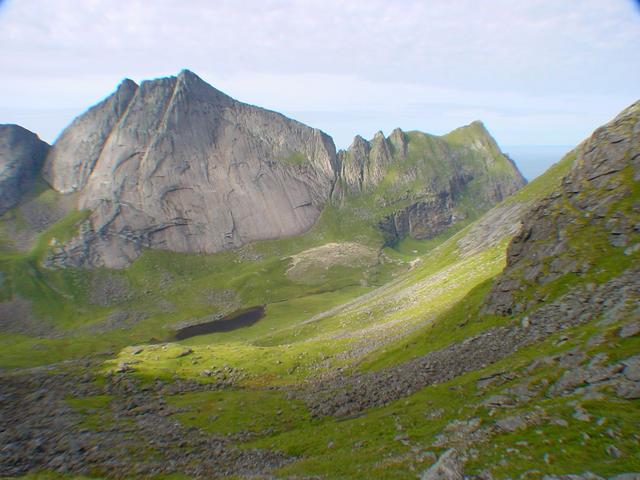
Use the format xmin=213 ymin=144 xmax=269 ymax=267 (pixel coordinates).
xmin=29 ymin=69 xmax=527 ymax=268
xmin=349 ymin=135 xmax=369 ymax=151
xmin=389 ymin=128 xmax=407 ymax=158
xmin=337 ymin=122 xmax=524 ymax=199
xmin=372 ymin=131 xmax=386 ymax=143
xmin=119 ymin=77 xmax=138 ymax=91
xmin=0 ymin=125 xmax=49 ymax=214
xmin=42 ymin=70 xmax=339 ymax=268
xmin=445 ymin=120 xmax=510 ymax=162
xmin=43 ymin=78 xmax=138 ymax=194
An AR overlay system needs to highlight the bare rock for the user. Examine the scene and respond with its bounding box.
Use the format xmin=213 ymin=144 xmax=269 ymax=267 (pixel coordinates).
xmin=175 ymin=348 xmax=193 ymax=359
xmin=551 ymin=369 xmax=587 ymax=395
xmin=619 ymin=322 xmax=640 ymax=338
xmin=572 ymin=407 xmax=592 ymax=422
xmin=482 ymin=395 xmax=515 ymax=408
xmin=606 ymin=445 xmax=623 ymax=458
xmin=615 ymin=380 xmax=640 ymax=400
xmin=483 ymin=100 xmax=640 ymax=316
xmin=0 ymin=124 xmax=49 ymax=214
xmin=337 ymin=123 xmax=525 ymax=245
xmin=495 ymin=414 xmax=527 ymax=432
xmin=43 ymin=70 xmax=338 ymax=268
xmin=622 ymin=355 xmax=640 ymax=382
xmin=420 ymin=449 xmax=464 ymax=480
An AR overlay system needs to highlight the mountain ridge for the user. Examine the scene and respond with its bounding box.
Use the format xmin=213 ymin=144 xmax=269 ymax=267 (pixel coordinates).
xmin=4 ymin=69 xmax=525 ymax=268
xmin=41 ymin=70 xmax=340 ymax=267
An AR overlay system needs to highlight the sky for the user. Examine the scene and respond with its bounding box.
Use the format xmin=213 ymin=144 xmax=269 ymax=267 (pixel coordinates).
xmin=1 ymin=0 xmax=639 ymax=178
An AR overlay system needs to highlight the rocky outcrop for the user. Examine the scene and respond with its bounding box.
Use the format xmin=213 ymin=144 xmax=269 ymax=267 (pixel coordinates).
xmin=42 ymin=79 xmax=137 ymax=194
xmin=303 ymin=267 xmax=640 ymax=417
xmin=420 ymin=449 xmax=465 ymax=480
xmin=336 ymin=123 xmax=525 ymax=245
xmin=337 ymin=130 xmax=397 ymax=195
xmin=336 ymin=123 xmax=525 ymax=200
xmin=0 ymin=371 xmax=289 ymax=478
xmin=39 ymin=69 xmax=526 ymax=267
xmin=43 ymin=70 xmax=339 ymax=268
xmin=484 ymin=100 xmax=640 ymax=316
xmin=0 ymin=125 xmax=49 ymax=214
xmin=378 ymin=193 xmax=456 ymax=244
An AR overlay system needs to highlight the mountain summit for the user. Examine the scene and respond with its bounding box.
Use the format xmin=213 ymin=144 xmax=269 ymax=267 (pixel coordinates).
xmin=43 ymin=70 xmax=339 ymax=267
xmin=37 ymin=70 xmax=524 ymax=268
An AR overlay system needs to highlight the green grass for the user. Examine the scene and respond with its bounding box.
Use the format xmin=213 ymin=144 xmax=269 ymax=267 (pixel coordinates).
xmin=279 ymin=151 xmax=307 ymax=165
xmin=8 ymin=117 xmax=634 ymax=479
xmin=167 ymin=389 xmax=310 ymax=436
xmin=97 ymin=142 xmax=578 ymax=387
xmin=104 ymin=141 xmax=639 ymax=479
xmin=67 ymin=395 xmax=113 ymax=430
xmin=0 ymin=118 xmax=529 ymax=372
xmin=230 ymin=309 xmax=640 ymax=479
xmin=0 ymin=201 xmax=404 ymax=368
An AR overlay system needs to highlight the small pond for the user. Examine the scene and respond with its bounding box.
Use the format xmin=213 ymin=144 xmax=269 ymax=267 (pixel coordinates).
xmin=173 ymin=306 xmax=266 ymax=340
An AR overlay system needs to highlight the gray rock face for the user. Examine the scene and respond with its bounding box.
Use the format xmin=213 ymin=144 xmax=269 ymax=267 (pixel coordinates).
xmin=42 ymin=79 xmax=137 ymax=194
xmin=43 ymin=70 xmax=338 ymax=268
xmin=378 ymin=194 xmax=455 ymax=244
xmin=0 ymin=125 xmax=49 ymax=214
xmin=41 ymin=70 xmax=526 ymax=267
xmin=483 ymin=100 xmax=640 ymax=316
xmin=337 ymin=130 xmax=397 ymax=195
xmin=336 ymin=122 xmax=526 ymax=245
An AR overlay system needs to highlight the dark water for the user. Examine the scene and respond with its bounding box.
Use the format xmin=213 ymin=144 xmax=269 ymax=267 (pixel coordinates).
xmin=173 ymin=306 xmax=266 ymax=340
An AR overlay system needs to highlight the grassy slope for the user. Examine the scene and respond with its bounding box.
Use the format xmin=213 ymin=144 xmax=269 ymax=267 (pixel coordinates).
xmin=9 ymin=132 xmax=630 ymax=479
xmin=337 ymin=125 xmax=523 ymax=233
xmin=115 ymin=145 xmax=640 ymax=479
xmin=1 ymin=176 xmax=427 ymax=368
xmin=0 ymin=122 xmax=518 ymax=369
xmin=106 ymin=147 xmax=573 ymax=384
xmin=64 ymin=150 xmax=590 ymax=480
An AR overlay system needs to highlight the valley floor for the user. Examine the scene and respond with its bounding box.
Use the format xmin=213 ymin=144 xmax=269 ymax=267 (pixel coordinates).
xmin=2 ymin=273 xmax=639 ymax=479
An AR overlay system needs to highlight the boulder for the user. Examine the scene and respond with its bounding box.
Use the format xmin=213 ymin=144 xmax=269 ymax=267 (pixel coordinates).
xmin=420 ymin=449 xmax=464 ymax=480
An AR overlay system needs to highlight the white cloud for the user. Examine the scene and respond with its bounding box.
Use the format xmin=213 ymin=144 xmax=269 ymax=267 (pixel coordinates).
xmin=0 ymin=0 xmax=638 ymax=151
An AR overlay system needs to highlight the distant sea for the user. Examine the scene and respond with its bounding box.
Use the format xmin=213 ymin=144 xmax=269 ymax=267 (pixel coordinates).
xmin=502 ymin=145 xmax=573 ymax=182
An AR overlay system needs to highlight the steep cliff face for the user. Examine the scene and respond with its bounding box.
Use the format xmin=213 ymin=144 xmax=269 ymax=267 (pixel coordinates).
xmin=0 ymin=125 xmax=49 ymax=214
xmin=337 ymin=130 xmax=399 ymax=195
xmin=39 ymin=70 xmax=526 ymax=267
xmin=336 ymin=122 xmax=526 ymax=244
xmin=43 ymin=70 xmax=338 ymax=268
xmin=42 ymin=79 xmax=138 ymax=194
xmin=484 ymin=100 xmax=640 ymax=316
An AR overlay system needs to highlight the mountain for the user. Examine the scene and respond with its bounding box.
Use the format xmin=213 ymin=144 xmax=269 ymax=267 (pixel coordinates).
xmin=294 ymin=100 xmax=640 ymax=478
xmin=34 ymin=70 xmax=524 ymax=268
xmin=2 ymin=100 xmax=636 ymax=478
xmin=0 ymin=125 xmax=49 ymax=214
xmin=43 ymin=70 xmax=338 ymax=268
xmin=0 ymin=70 xmax=526 ymax=350
xmin=10 ymin=73 xmax=639 ymax=480
xmin=334 ymin=123 xmax=525 ymax=245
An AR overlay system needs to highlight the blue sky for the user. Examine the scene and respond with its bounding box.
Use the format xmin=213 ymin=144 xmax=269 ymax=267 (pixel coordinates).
xmin=1 ymin=0 xmax=638 ymax=176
